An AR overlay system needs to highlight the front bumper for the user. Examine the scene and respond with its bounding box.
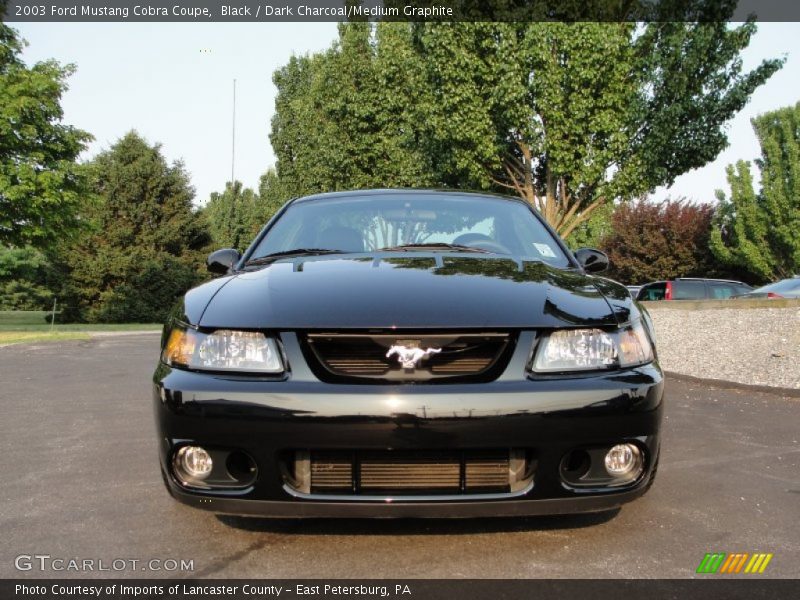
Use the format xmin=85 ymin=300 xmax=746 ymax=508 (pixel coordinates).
xmin=153 ymin=332 xmax=664 ymax=518
xmin=168 ymin=485 xmax=653 ymax=518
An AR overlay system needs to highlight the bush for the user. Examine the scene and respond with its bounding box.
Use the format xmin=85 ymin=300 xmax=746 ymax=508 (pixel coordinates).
xmin=601 ymin=199 xmax=716 ymax=284
xmin=88 ymin=256 xmax=200 ymax=323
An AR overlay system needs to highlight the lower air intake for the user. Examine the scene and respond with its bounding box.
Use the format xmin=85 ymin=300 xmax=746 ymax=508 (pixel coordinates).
xmin=287 ymin=449 xmax=532 ymax=496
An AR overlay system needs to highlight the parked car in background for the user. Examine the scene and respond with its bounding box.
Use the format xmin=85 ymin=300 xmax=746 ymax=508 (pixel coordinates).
xmin=732 ymin=277 xmax=800 ymax=299
xmin=626 ymin=285 xmax=642 ymax=298
xmin=636 ymin=278 xmax=752 ymax=301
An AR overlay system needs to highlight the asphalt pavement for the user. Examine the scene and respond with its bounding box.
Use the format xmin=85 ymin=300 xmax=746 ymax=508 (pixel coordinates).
xmin=0 ymin=334 xmax=798 ymax=578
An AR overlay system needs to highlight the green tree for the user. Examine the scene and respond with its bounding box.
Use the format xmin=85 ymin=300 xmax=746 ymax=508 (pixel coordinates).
xmin=0 ymin=13 xmax=92 ymax=250
xmin=270 ymin=54 xmax=320 ymax=198
xmin=416 ymin=19 xmax=782 ymax=237
xmin=269 ymin=17 xmax=781 ymax=240
xmin=567 ymin=202 xmax=614 ymax=250
xmin=709 ymin=162 xmax=773 ymax=281
xmin=270 ymin=23 xmax=438 ymax=198
xmin=254 ymin=168 xmax=292 ymax=226
xmin=58 ymin=132 xmax=210 ymax=322
xmin=203 ymin=169 xmax=294 ymax=251
xmin=711 ymin=102 xmax=800 ymax=281
xmin=204 ymin=181 xmax=260 ymax=250
xmin=0 ymin=245 xmax=54 ymax=310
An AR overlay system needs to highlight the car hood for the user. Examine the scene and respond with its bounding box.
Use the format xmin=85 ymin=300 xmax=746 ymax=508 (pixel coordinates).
xmin=193 ymin=255 xmax=631 ymax=330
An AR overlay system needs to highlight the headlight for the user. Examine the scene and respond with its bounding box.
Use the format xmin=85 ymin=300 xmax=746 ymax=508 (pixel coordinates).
xmin=162 ymin=326 xmax=284 ymax=373
xmin=531 ymin=321 xmax=654 ymax=373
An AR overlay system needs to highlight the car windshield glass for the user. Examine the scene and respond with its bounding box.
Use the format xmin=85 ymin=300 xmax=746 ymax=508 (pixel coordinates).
xmin=248 ymin=193 xmax=571 ymax=267
xmin=637 ymin=283 xmax=665 ymax=301
xmin=754 ymin=279 xmax=800 ymax=293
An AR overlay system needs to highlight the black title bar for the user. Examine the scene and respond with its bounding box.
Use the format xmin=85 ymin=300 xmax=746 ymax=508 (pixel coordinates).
xmin=3 ymin=0 xmax=800 ymax=22
xmin=3 ymin=579 xmax=800 ymax=600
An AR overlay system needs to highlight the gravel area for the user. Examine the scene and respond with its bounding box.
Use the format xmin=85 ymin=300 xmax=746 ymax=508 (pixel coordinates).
xmin=648 ymin=306 xmax=800 ymax=390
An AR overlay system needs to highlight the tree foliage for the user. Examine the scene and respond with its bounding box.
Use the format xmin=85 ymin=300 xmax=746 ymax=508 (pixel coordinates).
xmin=0 ymin=245 xmax=54 ymax=309
xmin=566 ymin=202 xmax=614 ymax=251
xmin=0 ymin=14 xmax=92 ymax=250
xmin=203 ymin=168 xmax=292 ymax=250
xmin=204 ymin=181 xmax=261 ymax=250
xmin=256 ymin=168 xmax=292 ymax=226
xmin=710 ymin=102 xmax=800 ymax=282
xmin=601 ymin=199 xmax=715 ymax=284
xmin=269 ymin=17 xmax=781 ymax=239
xmin=56 ymin=132 xmax=210 ymax=322
xmin=270 ymin=23 xmax=435 ymax=199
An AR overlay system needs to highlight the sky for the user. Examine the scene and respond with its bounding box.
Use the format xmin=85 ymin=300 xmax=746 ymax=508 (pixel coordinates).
xmin=12 ymin=21 xmax=800 ymax=206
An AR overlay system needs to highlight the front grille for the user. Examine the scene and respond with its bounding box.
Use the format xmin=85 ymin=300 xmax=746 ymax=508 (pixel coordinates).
xmin=310 ymin=453 xmax=352 ymax=490
xmin=286 ymin=449 xmax=532 ymax=496
xmin=360 ymin=452 xmax=461 ymax=492
xmin=304 ymin=332 xmax=514 ymax=383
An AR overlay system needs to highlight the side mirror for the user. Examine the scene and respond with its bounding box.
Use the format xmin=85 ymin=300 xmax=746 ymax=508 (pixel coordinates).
xmin=574 ymin=248 xmax=609 ymax=273
xmin=207 ymin=248 xmax=241 ymax=275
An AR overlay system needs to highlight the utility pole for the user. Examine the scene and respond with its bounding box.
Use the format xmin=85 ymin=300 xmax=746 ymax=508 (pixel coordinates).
xmin=231 ymin=78 xmax=237 ymax=183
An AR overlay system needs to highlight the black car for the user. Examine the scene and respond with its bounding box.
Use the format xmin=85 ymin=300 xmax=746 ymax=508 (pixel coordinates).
xmin=636 ymin=278 xmax=752 ymax=301
xmin=154 ymin=190 xmax=664 ymax=518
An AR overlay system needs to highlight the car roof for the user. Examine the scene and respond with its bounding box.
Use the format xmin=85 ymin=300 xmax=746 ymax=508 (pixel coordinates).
xmin=291 ymin=188 xmax=528 ymax=205
xmin=641 ymin=278 xmax=749 ymax=285
xmin=676 ymin=278 xmax=749 ymax=284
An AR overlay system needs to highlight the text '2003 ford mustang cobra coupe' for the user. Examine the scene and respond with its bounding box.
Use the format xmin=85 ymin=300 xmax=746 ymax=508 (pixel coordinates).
xmin=153 ymin=189 xmax=663 ymax=518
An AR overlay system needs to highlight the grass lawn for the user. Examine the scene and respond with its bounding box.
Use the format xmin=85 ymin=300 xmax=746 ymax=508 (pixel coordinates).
xmin=0 ymin=331 xmax=91 ymax=346
xmin=0 ymin=311 xmax=161 ymax=332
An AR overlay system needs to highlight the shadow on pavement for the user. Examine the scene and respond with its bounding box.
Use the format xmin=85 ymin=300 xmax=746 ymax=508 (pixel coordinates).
xmin=216 ymin=509 xmax=620 ymax=535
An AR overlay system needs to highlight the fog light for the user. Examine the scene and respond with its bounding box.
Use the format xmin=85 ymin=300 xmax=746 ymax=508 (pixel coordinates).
xmin=604 ymin=444 xmax=640 ymax=476
xmin=176 ymin=446 xmax=213 ymax=479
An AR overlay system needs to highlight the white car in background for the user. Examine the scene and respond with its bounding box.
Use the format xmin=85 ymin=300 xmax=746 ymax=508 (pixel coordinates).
xmin=733 ymin=277 xmax=800 ymax=299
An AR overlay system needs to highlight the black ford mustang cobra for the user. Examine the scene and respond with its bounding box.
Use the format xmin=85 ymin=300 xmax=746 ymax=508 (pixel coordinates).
xmin=154 ymin=189 xmax=663 ymax=518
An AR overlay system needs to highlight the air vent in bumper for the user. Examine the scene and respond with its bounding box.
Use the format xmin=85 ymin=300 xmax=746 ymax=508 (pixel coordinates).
xmin=285 ymin=449 xmax=533 ymax=497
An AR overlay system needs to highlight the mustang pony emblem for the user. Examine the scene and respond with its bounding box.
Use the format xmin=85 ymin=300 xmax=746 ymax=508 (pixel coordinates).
xmin=386 ymin=345 xmax=442 ymax=370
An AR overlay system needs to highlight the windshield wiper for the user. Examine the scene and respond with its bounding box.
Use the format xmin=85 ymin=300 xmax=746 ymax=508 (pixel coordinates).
xmin=378 ymin=243 xmax=490 ymax=253
xmin=244 ymin=243 xmax=490 ymax=267
xmin=244 ymin=248 xmax=347 ymax=266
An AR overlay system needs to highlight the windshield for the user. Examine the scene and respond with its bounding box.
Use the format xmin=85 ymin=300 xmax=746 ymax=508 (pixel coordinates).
xmin=248 ymin=193 xmax=571 ymax=267
xmin=754 ymin=279 xmax=800 ymax=294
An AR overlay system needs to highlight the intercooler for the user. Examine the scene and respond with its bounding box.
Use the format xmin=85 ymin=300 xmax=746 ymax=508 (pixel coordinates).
xmin=286 ymin=449 xmax=532 ymax=497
